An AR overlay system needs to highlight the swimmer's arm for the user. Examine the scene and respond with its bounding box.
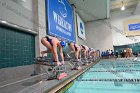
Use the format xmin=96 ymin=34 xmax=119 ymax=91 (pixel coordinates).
xmin=59 ymin=47 xmax=64 ymax=62
xmin=52 ymin=43 xmax=59 ymax=62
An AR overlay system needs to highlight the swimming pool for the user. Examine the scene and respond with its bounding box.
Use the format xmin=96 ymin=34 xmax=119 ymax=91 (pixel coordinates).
xmin=66 ymin=58 xmax=140 ymax=93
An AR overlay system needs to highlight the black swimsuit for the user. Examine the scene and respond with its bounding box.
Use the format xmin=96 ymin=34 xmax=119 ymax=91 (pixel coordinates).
xmin=81 ymin=45 xmax=85 ymax=49
xmin=74 ymin=44 xmax=78 ymax=51
xmin=45 ymin=36 xmax=53 ymax=46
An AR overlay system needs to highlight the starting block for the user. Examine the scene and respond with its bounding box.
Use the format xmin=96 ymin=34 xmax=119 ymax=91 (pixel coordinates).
xmin=34 ymin=56 xmax=68 ymax=80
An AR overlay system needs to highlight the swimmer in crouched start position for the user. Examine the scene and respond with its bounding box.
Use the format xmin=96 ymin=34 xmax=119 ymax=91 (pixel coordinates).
xmin=41 ymin=36 xmax=66 ymax=66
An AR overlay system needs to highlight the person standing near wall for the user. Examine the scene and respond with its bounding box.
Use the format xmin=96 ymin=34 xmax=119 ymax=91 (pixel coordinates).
xmin=115 ymin=50 xmax=119 ymax=58
xmin=125 ymin=48 xmax=133 ymax=58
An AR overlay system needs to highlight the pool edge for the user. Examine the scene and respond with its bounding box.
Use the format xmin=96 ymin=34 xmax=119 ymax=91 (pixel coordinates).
xmin=46 ymin=61 xmax=99 ymax=93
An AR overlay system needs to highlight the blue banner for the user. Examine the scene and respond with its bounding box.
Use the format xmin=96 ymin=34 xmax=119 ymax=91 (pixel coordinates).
xmin=77 ymin=14 xmax=86 ymax=40
xmin=128 ymin=23 xmax=140 ymax=31
xmin=47 ymin=0 xmax=75 ymax=42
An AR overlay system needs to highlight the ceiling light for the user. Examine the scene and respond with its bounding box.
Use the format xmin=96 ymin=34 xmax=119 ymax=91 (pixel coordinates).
xmin=121 ymin=6 xmax=125 ymax=10
xmin=13 ymin=24 xmax=18 ymax=27
xmin=21 ymin=0 xmax=26 ymax=2
xmin=1 ymin=20 xmax=7 ymax=23
xmin=121 ymin=1 xmax=125 ymax=11
xmin=28 ymin=29 xmax=32 ymax=31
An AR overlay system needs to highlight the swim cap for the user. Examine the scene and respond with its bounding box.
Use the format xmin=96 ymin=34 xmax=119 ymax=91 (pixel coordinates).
xmin=89 ymin=48 xmax=93 ymax=51
xmin=60 ymin=40 xmax=66 ymax=47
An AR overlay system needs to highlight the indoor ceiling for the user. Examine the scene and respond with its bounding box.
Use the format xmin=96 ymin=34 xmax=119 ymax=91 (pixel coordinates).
xmin=110 ymin=0 xmax=140 ymax=14
xmin=68 ymin=0 xmax=110 ymax=22
xmin=68 ymin=0 xmax=140 ymax=22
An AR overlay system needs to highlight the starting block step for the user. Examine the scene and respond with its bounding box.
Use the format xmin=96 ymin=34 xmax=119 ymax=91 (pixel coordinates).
xmin=35 ymin=61 xmax=57 ymax=66
xmin=72 ymin=67 xmax=81 ymax=70
xmin=57 ymin=73 xmax=68 ymax=80
xmin=34 ymin=57 xmax=53 ymax=62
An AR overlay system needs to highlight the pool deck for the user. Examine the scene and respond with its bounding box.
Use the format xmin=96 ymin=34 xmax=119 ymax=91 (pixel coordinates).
xmin=0 ymin=61 xmax=97 ymax=93
xmin=47 ymin=62 xmax=95 ymax=93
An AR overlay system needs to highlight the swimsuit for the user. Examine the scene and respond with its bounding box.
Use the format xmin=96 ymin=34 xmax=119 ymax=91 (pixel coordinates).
xmin=45 ymin=36 xmax=53 ymax=46
xmin=74 ymin=44 xmax=78 ymax=51
xmin=81 ymin=45 xmax=85 ymax=49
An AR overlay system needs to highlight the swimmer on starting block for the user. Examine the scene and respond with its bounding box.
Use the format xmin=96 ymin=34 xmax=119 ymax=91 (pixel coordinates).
xmin=41 ymin=36 xmax=66 ymax=66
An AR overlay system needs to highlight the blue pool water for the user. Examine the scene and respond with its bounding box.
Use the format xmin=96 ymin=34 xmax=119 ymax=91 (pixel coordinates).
xmin=66 ymin=58 xmax=140 ymax=93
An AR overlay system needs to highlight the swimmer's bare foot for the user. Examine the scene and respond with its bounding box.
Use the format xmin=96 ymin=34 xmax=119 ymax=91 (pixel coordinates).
xmin=86 ymin=63 xmax=89 ymax=66
xmin=41 ymin=51 xmax=47 ymax=57
xmin=67 ymin=54 xmax=71 ymax=58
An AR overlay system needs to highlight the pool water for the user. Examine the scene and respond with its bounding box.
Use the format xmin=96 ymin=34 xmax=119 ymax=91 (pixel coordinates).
xmin=66 ymin=58 xmax=140 ymax=93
